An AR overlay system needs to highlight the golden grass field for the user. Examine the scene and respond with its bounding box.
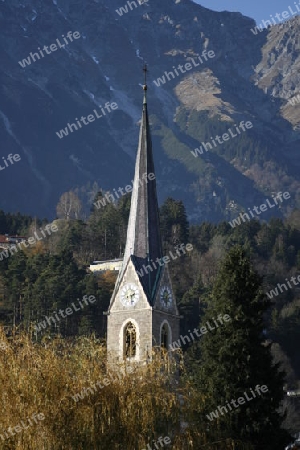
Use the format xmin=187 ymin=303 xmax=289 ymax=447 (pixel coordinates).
xmin=0 ymin=327 xmax=244 ymax=450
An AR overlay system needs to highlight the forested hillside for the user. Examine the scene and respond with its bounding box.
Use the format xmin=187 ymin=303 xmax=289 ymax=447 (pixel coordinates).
xmin=0 ymin=195 xmax=300 ymax=446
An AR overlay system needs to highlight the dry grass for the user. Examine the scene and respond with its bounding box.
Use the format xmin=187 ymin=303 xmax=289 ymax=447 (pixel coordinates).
xmin=0 ymin=327 xmax=239 ymax=449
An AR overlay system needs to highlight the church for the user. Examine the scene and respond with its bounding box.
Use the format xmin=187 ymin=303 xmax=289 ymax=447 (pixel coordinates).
xmin=106 ymin=72 xmax=180 ymax=365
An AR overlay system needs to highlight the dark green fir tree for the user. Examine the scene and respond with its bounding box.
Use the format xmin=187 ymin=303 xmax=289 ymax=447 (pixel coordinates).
xmin=188 ymin=245 xmax=290 ymax=449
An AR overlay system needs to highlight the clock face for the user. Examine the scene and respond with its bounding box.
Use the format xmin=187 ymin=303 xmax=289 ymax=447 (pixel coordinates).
xmin=120 ymin=283 xmax=140 ymax=307
xmin=160 ymin=286 xmax=172 ymax=309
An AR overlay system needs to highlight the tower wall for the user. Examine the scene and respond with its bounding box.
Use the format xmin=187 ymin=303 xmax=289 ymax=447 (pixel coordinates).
xmin=107 ymin=310 xmax=152 ymax=365
xmin=152 ymin=310 xmax=180 ymax=350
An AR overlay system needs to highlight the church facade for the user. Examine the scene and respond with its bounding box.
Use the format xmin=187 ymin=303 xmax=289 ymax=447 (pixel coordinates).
xmin=106 ymin=82 xmax=180 ymax=365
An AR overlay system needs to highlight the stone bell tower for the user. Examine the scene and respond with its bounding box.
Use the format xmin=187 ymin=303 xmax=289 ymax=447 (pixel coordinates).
xmin=106 ymin=66 xmax=180 ymax=365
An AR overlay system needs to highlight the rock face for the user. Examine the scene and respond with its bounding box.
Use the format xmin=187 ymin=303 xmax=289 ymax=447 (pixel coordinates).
xmin=1 ymin=0 xmax=300 ymax=222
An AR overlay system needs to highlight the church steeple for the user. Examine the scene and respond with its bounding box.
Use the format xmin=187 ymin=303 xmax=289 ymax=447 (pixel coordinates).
xmin=106 ymin=68 xmax=180 ymax=365
xmin=116 ymin=65 xmax=163 ymax=301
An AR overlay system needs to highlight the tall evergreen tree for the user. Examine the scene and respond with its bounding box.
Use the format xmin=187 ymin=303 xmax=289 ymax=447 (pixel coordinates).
xmin=159 ymin=197 xmax=189 ymax=248
xmin=188 ymin=246 xmax=290 ymax=449
xmin=179 ymin=276 xmax=206 ymax=340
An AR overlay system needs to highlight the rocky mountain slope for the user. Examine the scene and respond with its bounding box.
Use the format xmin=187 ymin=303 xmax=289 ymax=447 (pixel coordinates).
xmin=1 ymin=0 xmax=300 ymax=222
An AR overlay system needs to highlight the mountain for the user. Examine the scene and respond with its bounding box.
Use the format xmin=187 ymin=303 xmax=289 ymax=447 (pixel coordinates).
xmin=1 ymin=0 xmax=300 ymax=222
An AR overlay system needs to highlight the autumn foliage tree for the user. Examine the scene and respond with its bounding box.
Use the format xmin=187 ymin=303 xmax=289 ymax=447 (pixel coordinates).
xmin=56 ymin=190 xmax=82 ymax=220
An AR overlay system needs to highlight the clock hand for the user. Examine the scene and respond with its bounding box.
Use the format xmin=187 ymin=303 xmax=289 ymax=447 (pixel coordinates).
xmin=126 ymin=290 xmax=133 ymax=299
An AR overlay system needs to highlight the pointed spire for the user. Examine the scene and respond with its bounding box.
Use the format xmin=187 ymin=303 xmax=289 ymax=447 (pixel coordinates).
xmin=116 ymin=66 xmax=163 ymax=300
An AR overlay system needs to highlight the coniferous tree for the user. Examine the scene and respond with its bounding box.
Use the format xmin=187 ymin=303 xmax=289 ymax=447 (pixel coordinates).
xmin=179 ymin=276 xmax=206 ymax=340
xmin=160 ymin=198 xmax=189 ymax=248
xmin=90 ymin=190 xmax=105 ymax=214
xmin=188 ymin=245 xmax=290 ymax=449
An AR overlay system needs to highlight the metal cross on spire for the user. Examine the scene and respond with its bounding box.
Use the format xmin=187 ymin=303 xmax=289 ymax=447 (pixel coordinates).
xmin=143 ymin=63 xmax=148 ymax=90
xmin=143 ymin=63 xmax=148 ymax=104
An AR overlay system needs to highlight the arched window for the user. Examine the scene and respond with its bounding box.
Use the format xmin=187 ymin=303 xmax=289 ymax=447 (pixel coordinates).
xmin=161 ymin=323 xmax=169 ymax=349
xmin=124 ymin=322 xmax=136 ymax=358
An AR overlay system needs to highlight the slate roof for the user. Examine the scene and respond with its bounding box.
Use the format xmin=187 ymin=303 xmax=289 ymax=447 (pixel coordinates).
xmin=115 ymin=91 xmax=163 ymax=301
